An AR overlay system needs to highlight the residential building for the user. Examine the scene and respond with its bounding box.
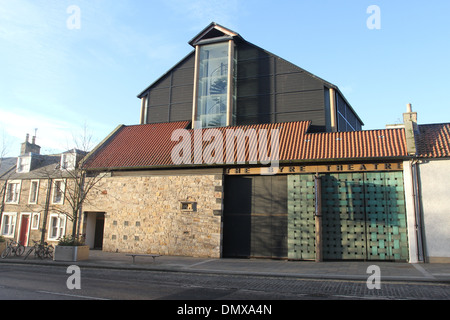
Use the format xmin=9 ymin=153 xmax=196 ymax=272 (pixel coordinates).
xmin=398 ymin=106 xmax=450 ymax=263
xmin=0 ymin=135 xmax=85 ymax=247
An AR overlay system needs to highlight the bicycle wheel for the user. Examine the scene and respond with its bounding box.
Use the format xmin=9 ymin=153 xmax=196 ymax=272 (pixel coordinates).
xmin=36 ymin=247 xmax=45 ymax=259
xmin=46 ymin=245 xmax=54 ymax=259
xmin=23 ymin=248 xmax=34 ymax=260
xmin=1 ymin=247 xmax=11 ymax=259
xmin=15 ymin=245 xmax=25 ymax=257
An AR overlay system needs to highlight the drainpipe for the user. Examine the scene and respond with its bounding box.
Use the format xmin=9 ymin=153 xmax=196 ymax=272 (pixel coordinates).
xmin=40 ymin=178 xmax=52 ymax=244
xmin=0 ymin=180 xmax=7 ymax=231
xmin=411 ymin=160 xmax=425 ymax=262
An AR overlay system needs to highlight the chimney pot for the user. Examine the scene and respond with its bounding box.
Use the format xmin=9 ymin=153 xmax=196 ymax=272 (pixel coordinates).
xmin=407 ymin=103 xmax=412 ymax=113
xmin=25 ymin=133 xmax=29 ymax=143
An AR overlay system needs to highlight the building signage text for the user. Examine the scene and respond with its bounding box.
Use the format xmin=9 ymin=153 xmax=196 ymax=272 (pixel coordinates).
xmin=225 ymin=162 xmax=403 ymax=175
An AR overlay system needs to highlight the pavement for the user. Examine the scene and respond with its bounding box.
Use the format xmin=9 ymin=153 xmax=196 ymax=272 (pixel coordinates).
xmin=1 ymin=250 xmax=450 ymax=283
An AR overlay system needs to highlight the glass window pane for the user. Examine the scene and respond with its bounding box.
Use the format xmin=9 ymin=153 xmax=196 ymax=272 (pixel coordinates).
xmin=196 ymin=42 xmax=229 ymax=128
xmin=51 ymin=217 xmax=58 ymax=238
xmin=3 ymin=216 xmax=10 ymax=234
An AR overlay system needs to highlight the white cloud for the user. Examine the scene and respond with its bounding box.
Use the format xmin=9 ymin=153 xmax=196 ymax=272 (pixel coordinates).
xmin=0 ymin=107 xmax=112 ymax=156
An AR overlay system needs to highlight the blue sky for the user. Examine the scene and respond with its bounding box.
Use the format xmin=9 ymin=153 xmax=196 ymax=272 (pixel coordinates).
xmin=1 ymin=0 xmax=449 ymax=156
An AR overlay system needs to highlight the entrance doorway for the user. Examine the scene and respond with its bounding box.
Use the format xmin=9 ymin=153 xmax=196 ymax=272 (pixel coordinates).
xmin=223 ymin=170 xmax=408 ymax=261
xmin=84 ymin=212 xmax=105 ymax=250
xmin=288 ymin=172 xmax=409 ymax=261
xmin=223 ymin=175 xmax=288 ymax=258
xmin=18 ymin=214 xmax=30 ymax=246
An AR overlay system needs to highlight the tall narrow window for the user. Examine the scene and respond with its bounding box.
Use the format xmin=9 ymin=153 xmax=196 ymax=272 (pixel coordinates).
xmin=29 ymin=180 xmax=39 ymax=204
xmin=52 ymin=179 xmax=65 ymax=204
xmin=31 ymin=213 xmax=40 ymax=230
xmin=1 ymin=213 xmax=16 ymax=237
xmin=48 ymin=214 xmax=66 ymax=240
xmin=195 ymin=41 xmax=235 ymax=128
xmin=5 ymin=181 xmax=21 ymax=204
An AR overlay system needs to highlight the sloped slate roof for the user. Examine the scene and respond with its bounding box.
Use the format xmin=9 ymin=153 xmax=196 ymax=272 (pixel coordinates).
xmin=0 ymin=157 xmax=17 ymax=178
xmin=417 ymin=123 xmax=450 ymax=158
xmin=83 ymin=121 xmax=408 ymax=171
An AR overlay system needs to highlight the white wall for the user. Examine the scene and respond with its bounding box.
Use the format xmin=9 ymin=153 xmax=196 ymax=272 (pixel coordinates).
xmin=418 ymin=159 xmax=450 ymax=262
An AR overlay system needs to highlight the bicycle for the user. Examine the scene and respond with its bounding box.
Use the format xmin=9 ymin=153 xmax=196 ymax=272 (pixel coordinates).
xmin=23 ymin=240 xmax=45 ymax=260
xmin=41 ymin=242 xmax=54 ymax=259
xmin=1 ymin=240 xmax=25 ymax=258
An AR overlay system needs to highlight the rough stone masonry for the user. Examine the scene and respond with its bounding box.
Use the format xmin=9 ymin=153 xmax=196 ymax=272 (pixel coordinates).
xmin=84 ymin=172 xmax=223 ymax=257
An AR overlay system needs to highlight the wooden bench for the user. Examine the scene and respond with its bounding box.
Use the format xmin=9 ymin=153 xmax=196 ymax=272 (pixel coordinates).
xmin=126 ymin=254 xmax=161 ymax=264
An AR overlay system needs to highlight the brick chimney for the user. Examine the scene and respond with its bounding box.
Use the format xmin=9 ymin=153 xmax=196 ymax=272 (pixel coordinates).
xmin=20 ymin=133 xmax=41 ymax=155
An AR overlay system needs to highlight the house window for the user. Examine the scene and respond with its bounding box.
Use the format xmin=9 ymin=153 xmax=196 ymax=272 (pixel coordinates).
xmin=195 ymin=41 xmax=236 ymax=128
xmin=61 ymin=153 xmax=76 ymax=170
xmin=28 ymin=180 xmax=39 ymax=204
xmin=5 ymin=180 xmax=21 ymax=204
xmin=1 ymin=213 xmax=16 ymax=237
xmin=48 ymin=214 xmax=66 ymax=240
xmin=52 ymin=179 xmax=65 ymax=204
xmin=16 ymin=156 xmax=31 ymax=173
xmin=31 ymin=213 xmax=40 ymax=230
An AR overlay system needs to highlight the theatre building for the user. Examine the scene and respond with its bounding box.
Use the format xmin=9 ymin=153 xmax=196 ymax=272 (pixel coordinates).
xmin=82 ymin=23 xmax=431 ymax=262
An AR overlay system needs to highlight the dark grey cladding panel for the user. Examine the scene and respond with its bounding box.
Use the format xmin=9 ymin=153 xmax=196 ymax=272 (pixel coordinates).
xmin=145 ymin=54 xmax=195 ymax=123
xmin=171 ymin=85 xmax=193 ymax=104
xmin=235 ymin=41 xmax=327 ymax=127
xmin=148 ymin=88 xmax=170 ymax=107
xmin=170 ymin=103 xmax=193 ymax=122
xmin=147 ymin=105 xmax=168 ymax=124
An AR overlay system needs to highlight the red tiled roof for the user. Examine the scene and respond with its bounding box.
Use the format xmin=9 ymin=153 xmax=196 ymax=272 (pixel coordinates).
xmin=297 ymin=128 xmax=407 ymax=160
xmin=83 ymin=121 xmax=408 ymax=170
xmin=84 ymin=121 xmax=191 ymax=169
xmin=416 ymin=123 xmax=450 ymax=158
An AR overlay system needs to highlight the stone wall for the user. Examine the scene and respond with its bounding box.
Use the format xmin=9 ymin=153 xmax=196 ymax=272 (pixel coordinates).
xmin=84 ymin=171 xmax=224 ymax=258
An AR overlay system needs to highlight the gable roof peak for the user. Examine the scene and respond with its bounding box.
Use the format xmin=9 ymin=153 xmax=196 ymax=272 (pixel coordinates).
xmin=188 ymin=22 xmax=242 ymax=46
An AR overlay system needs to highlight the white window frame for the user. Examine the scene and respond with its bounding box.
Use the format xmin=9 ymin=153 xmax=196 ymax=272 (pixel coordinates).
xmin=47 ymin=213 xmax=66 ymax=241
xmin=5 ymin=180 xmax=21 ymax=204
xmin=61 ymin=152 xmax=76 ymax=171
xmin=16 ymin=155 xmax=31 ymax=173
xmin=31 ymin=212 xmax=40 ymax=230
xmin=28 ymin=179 xmax=40 ymax=204
xmin=1 ymin=212 xmax=17 ymax=238
xmin=51 ymin=179 xmax=66 ymax=205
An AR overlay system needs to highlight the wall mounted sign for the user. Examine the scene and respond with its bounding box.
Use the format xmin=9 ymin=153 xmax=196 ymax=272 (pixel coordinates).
xmin=225 ymin=162 xmax=403 ymax=175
